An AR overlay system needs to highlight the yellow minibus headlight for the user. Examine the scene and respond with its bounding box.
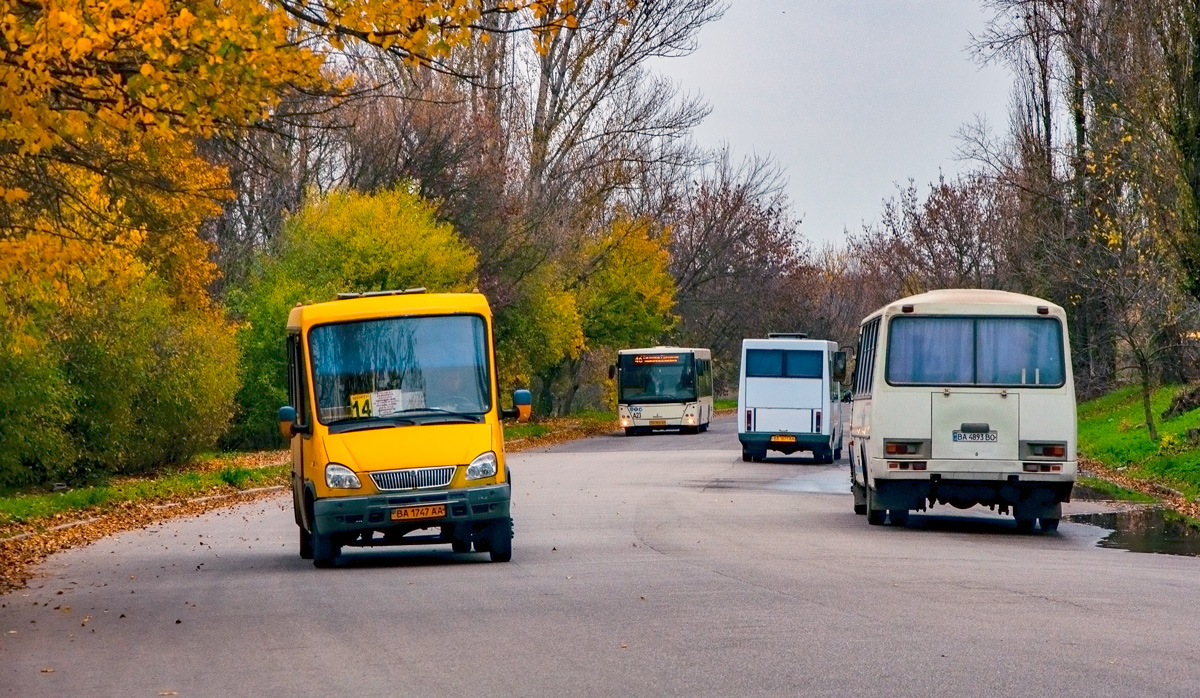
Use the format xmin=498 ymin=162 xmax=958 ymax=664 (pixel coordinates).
xmin=466 ymin=452 xmax=498 ymax=480
xmin=325 ymin=463 xmax=362 ymax=489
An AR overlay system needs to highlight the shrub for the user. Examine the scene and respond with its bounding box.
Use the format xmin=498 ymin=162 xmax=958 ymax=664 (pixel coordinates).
xmin=0 ymin=235 xmax=239 ymax=487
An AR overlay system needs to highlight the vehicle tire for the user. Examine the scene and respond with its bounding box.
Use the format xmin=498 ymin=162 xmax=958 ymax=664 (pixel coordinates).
xmin=852 ymin=482 xmax=867 ymax=516
xmin=451 ymin=539 xmax=472 ymax=553
xmin=866 ymin=486 xmax=886 ymax=526
xmin=489 ymin=519 xmax=513 ymax=563
xmin=1039 ymin=517 xmax=1060 ymax=533
xmin=834 ymin=447 xmax=843 ymax=461
xmin=312 ymin=530 xmax=339 ymax=568
xmin=820 ymin=448 xmax=835 ymax=464
xmin=1015 ymin=517 xmax=1035 ymax=533
xmin=889 ymin=509 xmax=909 ymax=527
xmin=299 ymin=525 xmax=313 ymax=560
xmin=741 ymin=450 xmax=751 ymax=462
xmin=624 ymin=427 xmax=637 ymax=436
xmin=700 ymin=423 xmax=709 ymax=433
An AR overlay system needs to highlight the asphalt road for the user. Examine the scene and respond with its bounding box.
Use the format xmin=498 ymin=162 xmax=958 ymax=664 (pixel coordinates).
xmin=4 ymin=415 xmax=1200 ymax=697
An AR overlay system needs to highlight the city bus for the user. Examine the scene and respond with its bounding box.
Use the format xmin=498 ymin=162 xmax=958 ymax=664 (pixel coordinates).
xmin=737 ymin=334 xmax=846 ymax=463
xmin=277 ymin=289 xmax=531 ymax=567
xmin=849 ymin=289 xmax=1076 ymax=532
xmin=614 ymin=347 xmax=714 ymax=435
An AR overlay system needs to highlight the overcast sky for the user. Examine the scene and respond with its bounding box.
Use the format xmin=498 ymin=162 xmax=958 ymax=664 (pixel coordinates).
xmin=653 ymin=0 xmax=1015 ymax=246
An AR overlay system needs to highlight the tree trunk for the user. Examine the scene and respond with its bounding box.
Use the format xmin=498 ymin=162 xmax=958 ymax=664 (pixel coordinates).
xmin=1141 ymin=369 xmax=1159 ymax=443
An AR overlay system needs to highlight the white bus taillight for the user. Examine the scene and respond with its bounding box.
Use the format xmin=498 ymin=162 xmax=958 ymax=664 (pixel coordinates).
xmin=746 ymin=409 xmax=753 ymax=431
xmin=814 ymin=410 xmax=821 ymax=432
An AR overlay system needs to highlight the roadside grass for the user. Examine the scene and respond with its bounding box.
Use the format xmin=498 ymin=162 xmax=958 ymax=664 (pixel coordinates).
xmin=714 ymin=397 xmax=738 ymax=411
xmin=1079 ymin=384 xmax=1200 ymax=499
xmin=1075 ymin=475 xmax=1159 ymax=503
xmin=0 ymin=464 xmax=289 ymax=530
xmin=503 ymin=423 xmax=553 ymax=440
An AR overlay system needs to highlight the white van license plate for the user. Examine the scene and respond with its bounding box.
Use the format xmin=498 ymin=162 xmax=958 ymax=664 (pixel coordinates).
xmin=953 ymin=431 xmax=997 ymax=442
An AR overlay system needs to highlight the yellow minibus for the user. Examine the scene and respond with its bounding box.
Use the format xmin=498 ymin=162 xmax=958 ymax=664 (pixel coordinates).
xmin=278 ymin=289 xmax=530 ymax=567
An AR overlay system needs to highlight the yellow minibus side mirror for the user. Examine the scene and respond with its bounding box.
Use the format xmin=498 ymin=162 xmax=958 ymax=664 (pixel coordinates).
xmin=278 ymin=406 xmax=310 ymax=438
xmin=278 ymin=406 xmax=297 ymax=439
xmin=513 ymin=389 xmax=532 ymax=423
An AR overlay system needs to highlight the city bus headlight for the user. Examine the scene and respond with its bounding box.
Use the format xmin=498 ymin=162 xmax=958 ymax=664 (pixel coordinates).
xmin=325 ymin=463 xmax=362 ymax=489
xmin=466 ymin=452 xmax=498 ymax=480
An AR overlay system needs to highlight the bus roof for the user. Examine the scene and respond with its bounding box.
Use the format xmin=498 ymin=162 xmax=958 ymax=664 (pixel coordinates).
xmin=741 ymin=337 xmax=836 ymax=350
xmin=617 ymin=346 xmax=710 ymax=356
xmin=861 ymin=289 xmax=1066 ymax=324
xmin=287 ymin=292 xmax=492 ymax=332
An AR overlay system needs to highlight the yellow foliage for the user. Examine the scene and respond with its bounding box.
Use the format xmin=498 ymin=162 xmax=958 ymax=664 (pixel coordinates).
xmin=1 ymin=0 xmax=573 ymax=294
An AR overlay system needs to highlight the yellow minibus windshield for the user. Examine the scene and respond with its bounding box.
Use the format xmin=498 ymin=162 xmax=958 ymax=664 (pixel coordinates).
xmin=308 ymin=314 xmax=491 ymax=427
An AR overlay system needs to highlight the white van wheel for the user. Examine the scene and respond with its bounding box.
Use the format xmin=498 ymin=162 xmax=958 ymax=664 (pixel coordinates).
xmin=866 ymin=487 xmax=886 ymax=526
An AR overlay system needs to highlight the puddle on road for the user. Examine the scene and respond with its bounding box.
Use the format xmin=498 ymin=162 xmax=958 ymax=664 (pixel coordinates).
xmin=1066 ymin=508 xmax=1200 ymax=557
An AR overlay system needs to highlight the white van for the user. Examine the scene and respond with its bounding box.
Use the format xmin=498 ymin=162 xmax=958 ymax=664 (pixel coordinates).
xmin=737 ymin=334 xmax=847 ymax=462
xmin=849 ymin=289 xmax=1077 ymax=532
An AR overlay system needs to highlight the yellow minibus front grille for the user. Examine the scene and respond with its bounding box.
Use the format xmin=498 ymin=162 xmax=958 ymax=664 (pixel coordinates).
xmin=370 ymin=466 xmax=456 ymax=491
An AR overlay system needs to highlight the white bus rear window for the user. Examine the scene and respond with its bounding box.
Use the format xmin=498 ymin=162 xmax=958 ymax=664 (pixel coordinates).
xmin=746 ymin=349 xmax=823 ymax=378
xmin=887 ymin=316 xmax=1064 ymax=387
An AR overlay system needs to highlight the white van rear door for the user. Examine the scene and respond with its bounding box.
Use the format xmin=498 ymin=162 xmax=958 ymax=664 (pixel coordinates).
xmin=756 ymin=408 xmax=814 ymax=433
xmin=931 ymin=391 xmax=1020 ymax=460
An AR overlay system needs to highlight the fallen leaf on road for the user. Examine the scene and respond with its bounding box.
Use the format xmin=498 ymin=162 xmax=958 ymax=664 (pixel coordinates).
xmin=620 ymin=643 xmax=628 ymax=649
xmin=159 ymin=692 xmax=179 ymax=696
xmin=40 ymin=667 xmax=54 ymax=673
xmin=81 ymin=616 xmax=90 ymax=627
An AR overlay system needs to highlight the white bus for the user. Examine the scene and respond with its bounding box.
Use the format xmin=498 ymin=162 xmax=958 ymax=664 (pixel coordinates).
xmin=614 ymin=347 xmax=714 ymax=435
xmin=737 ymin=334 xmax=847 ymax=463
xmin=849 ymin=289 xmax=1076 ymax=532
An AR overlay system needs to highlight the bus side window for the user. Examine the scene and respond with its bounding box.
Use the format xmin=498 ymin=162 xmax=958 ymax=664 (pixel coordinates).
xmin=287 ymin=334 xmax=310 ymax=428
xmin=854 ymin=318 xmax=880 ymax=398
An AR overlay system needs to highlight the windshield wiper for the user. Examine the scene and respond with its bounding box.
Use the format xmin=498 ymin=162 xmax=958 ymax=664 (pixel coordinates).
xmin=392 ymin=408 xmax=484 ymax=424
xmin=328 ymin=416 xmax=416 ymax=434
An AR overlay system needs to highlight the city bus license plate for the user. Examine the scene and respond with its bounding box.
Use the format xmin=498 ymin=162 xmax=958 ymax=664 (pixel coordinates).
xmin=390 ymin=505 xmax=446 ymax=522
xmin=771 ymin=435 xmax=797 ymax=443
xmin=952 ymin=431 xmax=997 ymax=443
xmin=650 ymin=420 xmax=667 ymax=426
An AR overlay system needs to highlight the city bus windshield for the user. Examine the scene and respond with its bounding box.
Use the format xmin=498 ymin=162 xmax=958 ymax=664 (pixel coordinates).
xmin=308 ymin=314 xmax=491 ymax=426
xmin=886 ymin=316 xmax=1065 ymax=387
xmin=618 ymin=353 xmax=696 ymax=403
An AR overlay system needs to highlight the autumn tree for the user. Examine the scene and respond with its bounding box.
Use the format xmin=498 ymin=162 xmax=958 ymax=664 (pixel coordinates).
xmin=667 ymin=151 xmax=812 ymax=389
xmin=226 ymin=186 xmax=479 ymax=447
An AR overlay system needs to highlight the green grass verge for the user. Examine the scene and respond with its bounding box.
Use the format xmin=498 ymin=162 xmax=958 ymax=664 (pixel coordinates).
xmin=714 ymin=398 xmax=738 ymax=410
xmin=1079 ymin=384 xmax=1200 ymax=499
xmin=503 ymin=424 xmax=553 ymax=440
xmin=1075 ymin=475 xmax=1159 ymax=503
xmin=0 ymin=464 xmax=289 ymax=528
